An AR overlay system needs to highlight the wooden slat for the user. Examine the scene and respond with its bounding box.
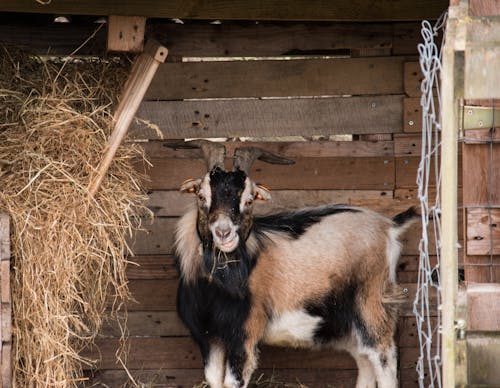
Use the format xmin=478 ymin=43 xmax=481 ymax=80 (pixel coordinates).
xmin=146 ymin=57 xmax=407 ymax=99
xmin=145 ymin=189 xmax=393 ymax=217
xmin=101 ymin=309 xmax=430 ymax=339
xmin=140 ymin=140 xmax=394 ymax=159
xmin=467 ymin=335 xmax=500 ymax=386
xmin=131 ymin=95 xmax=404 ymax=139
xmin=462 ymin=143 xmax=500 ymax=206
xmin=140 ymin=157 xmax=395 ymax=191
xmin=404 ymin=62 xmax=422 ymax=97
xmin=1 ymin=0 xmax=449 ymax=21
xmin=466 ymin=208 xmax=500 ymax=256
xmin=0 ymin=19 xmax=394 ymax=58
xmin=469 ymin=0 xmax=500 ymax=16
xmin=394 ymin=133 xmax=422 ymax=156
xmin=463 ymin=255 xmax=500 ymax=283
xmin=107 ymin=15 xmax=146 ymax=53
xmin=100 ymin=311 xmax=188 ymax=337
xmin=0 ymin=214 xmax=10 ymax=264
xmin=130 ymin=216 xmax=436 ymax=257
xmin=463 ymin=128 xmax=500 ymax=144
xmin=404 ymin=97 xmax=422 ymax=132
xmin=127 ymin=255 xmax=177 ymax=279
xmin=396 ymin=156 xmax=463 ymax=188
xmin=466 ymin=283 xmax=500 ymax=331
xmin=393 ymin=23 xmax=425 ymax=55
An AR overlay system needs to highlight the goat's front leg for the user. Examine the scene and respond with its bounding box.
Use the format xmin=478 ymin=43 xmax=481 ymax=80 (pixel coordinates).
xmin=223 ymin=344 xmax=258 ymax=388
xmin=204 ymin=341 xmax=226 ymax=388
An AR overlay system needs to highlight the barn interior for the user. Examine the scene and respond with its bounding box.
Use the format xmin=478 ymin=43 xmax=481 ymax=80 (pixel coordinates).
xmin=0 ymin=0 xmax=499 ymax=387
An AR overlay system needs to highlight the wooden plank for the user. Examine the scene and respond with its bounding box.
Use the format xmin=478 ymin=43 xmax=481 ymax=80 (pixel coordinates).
xmin=467 ymin=283 xmax=500 ymax=331
xmin=0 ymin=304 xmax=11 ymax=343
xmin=397 ymin=315 xmax=438 ymax=348
xmin=394 ymin=23 xmax=426 ymax=55
xmin=145 ymin=190 xmax=393 ymax=217
xmin=463 ymin=128 xmax=500 ymax=144
xmin=467 ymin=335 xmax=500 ymax=386
xmin=463 ymin=254 xmax=500 ymax=283
xmin=125 ymin=278 xmax=428 ymax=317
xmin=131 ymin=215 xmax=435 ymax=256
xmin=127 ymin=255 xmax=177 ymax=279
xmin=87 ymin=368 xmax=359 ymax=387
xmin=404 ymin=62 xmax=422 ymax=97
xmin=404 ymin=97 xmax=423 ymax=132
xmin=465 ymin=23 xmax=500 ymax=99
xmin=0 ymin=19 xmax=394 ymax=58
xmin=0 ymin=261 xmax=10 ymax=304
xmin=101 ymin=309 xmax=430 ymax=339
xmin=140 ymin=157 xmax=395 ymax=191
xmin=100 ymin=311 xmax=188 ymax=337
xmin=107 ymin=15 xmax=146 ymax=53
xmin=140 ymin=140 xmax=394 ymax=159
xmin=146 ymin=57 xmax=406 ymax=99
xmin=395 ymin=133 xmax=422 ymax=156
xmin=127 ymin=279 xmax=178 ymax=311
xmin=0 ymin=0 xmax=450 ymax=21
xmin=466 ymin=208 xmax=500 ymax=256
xmin=131 ymin=95 xmax=404 ymax=139
xmin=0 ymin=214 xmax=10 ymax=263
xmin=469 ymin=0 xmax=500 ymax=16
xmin=1 ymin=342 xmax=11 ymax=387
xmin=396 ymin=156 xmax=463 ymax=188
xmin=462 ymin=143 xmax=500 ymax=206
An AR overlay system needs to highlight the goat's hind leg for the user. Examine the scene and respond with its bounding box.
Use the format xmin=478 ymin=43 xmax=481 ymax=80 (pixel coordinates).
xmin=347 ymin=348 xmax=377 ymax=388
xmin=364 ymin=342 xmax=398 ymax=388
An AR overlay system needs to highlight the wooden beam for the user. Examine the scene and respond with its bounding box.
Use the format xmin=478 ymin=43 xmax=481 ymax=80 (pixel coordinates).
xmin=131 ymin=95 xmax=404 ymax=140
xmin=466 ymin=283 xmax=500 ymax=331
xmin=146 ymin=57 xmax=408 ymax=100
xmin=0 ymin=0 xmax=449 ymax=21
xmin=466 ymin=208 xmax=500 ymax=256
xmin=88 ymin=39 xmax=168 ymax=198
xmin=107 ymin=15 xmax=146 ymax=53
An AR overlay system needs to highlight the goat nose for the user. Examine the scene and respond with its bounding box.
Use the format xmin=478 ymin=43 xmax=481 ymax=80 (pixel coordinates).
xmin=215 ymin=227 xmax=231 ymax=239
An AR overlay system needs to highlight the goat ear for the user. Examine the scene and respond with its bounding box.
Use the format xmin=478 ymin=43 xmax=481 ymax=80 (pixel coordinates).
xmin=180 ymin=178 xmax=201 ymax=194
xmin=254 ymin=183 xmax=271 ymax=201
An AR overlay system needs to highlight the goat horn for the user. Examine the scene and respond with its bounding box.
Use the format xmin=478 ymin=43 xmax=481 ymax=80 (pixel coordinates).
xmin=233 ymin=147 xmax=295 ymax=174
xmin=165 ymin=140 xmax=226 ymax=171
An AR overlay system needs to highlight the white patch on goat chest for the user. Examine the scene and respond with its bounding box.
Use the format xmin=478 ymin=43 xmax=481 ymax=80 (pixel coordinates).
xmin=262 ymin=310 xmax=323 ymax=348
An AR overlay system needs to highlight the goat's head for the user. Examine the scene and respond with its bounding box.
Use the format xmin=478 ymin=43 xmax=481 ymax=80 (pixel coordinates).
xmin=176 ymin=140 xmax=294 ymax=253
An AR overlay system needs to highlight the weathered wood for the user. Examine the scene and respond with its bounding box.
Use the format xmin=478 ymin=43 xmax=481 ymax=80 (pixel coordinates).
xmin=1 ymin=0 xmax=449 ymax=21
xmin=100 ymin=311 xmax=188 ymax=337
xmin=463 ymin=255 xmax=500 ymax=283
xmin=146 ymin=57 xmax=407 ymax=99
xmin=404 ymin=62 xmax=422 ymax=97
xmin=145 ymin=189 xmax=393 ymax=217
xmin=127 ymin=255 xmax=177 ymax=279
xmin=107 ymin=15 xmax=146 ymax=53
xmin=404 ymin=96 xmax=426 ymax=132
xmin=0 ymin=19 xmax=395 ymax=58
xmin=465 ymin=19 xmax=500 ymax=99
xmin=126 ymin=279 xmax=177 ymax=311
xmin=462 ymin=143 xmax=500 ymax=205
xmin=101 ymin=308 xmax=430 ymax=339
xmin=463 ymin=128 xmax=500 ymax=144
xmin=467 ymin=334 xmax=500 ymax=385
xmin=469 ymin=0 xmax=500 ymax=16
xmin=140 ymin=139 xmax=394 ymax=159
xmin=88 ymin=39 xmax=168 ymax=198
xmin=0 ymin=214 xmax=10 ymax=264
xmin=396 ymin=156 xmax=463 ymax=188
xmin=394 ymin=133 xmax=422 ymax=156
xmin=466 ymin=208 xmax=500 ymax=256
xmin=131 ymin=95 xmax=404 ymax=139
xmin=130 ymin=215 xmax=438 ymax=256
xmin=139 ymin=157 xmax=395 ymax=191
xmin=84 ymin=336 xmax=424 ymax=370
xmin=358 ymin=133 xmax=393 ymax=141
xmin=393 ymin=23 xmax=425 ymax=55
xmin=87 ymin=367 xmax=426 ymax=387
xmin=466 ymin=283 xmax=500 ymax=331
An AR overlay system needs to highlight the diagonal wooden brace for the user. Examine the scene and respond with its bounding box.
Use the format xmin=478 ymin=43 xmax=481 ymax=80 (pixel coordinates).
xmin=88 ymin=39 xmax=168 ymax=198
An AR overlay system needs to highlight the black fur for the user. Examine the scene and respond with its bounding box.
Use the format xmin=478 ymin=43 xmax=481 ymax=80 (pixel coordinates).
xmin=392 ymin=206 xmax=419 ymax=227
xmin=304 ymin=282 xmax=375 ymax=347
xmin=177 ymin=277 xmax=249 ymax=384
xmin=253 ymin=205 xmax=360 ymax=239
xmin=209 ymin=168 xmax=247 ymax=220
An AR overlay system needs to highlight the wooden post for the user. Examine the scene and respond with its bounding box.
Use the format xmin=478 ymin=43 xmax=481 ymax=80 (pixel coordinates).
xmin=0 ymin=213 xmax=11 ymax=387
xmin=107 ymin=15 xmax=147 ymax=53
xmin=88 ymin=40 xmax=168 ymax=198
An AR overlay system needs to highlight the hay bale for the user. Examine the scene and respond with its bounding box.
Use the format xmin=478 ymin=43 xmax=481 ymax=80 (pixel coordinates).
xmin=0 ymin=46 xmax=147 ymax=386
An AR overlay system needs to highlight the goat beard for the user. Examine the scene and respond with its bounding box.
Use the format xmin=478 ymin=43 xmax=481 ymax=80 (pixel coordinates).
xmin=202 ymin=238 xmax=252 ymax=299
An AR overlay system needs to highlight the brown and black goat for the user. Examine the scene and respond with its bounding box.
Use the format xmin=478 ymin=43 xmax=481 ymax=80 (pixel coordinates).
xmin=174 ymin=140 xmax=417 ymax=388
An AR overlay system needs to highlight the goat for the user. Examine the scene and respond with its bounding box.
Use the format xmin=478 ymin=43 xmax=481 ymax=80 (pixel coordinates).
xmin=173 ymin=140 xmax=418 ymax=388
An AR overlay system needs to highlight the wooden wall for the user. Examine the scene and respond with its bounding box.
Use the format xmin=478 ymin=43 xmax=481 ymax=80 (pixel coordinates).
xmin=81 ymin=19 xmax=450 ymax=387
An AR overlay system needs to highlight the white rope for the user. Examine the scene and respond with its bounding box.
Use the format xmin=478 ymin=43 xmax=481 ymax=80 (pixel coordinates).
xmin=414 ymin=13 xmax=447 ymax=388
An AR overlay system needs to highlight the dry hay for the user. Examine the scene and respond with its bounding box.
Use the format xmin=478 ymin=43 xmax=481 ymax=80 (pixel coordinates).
xmin=0 ymin=46 xmax=148 ymax=386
